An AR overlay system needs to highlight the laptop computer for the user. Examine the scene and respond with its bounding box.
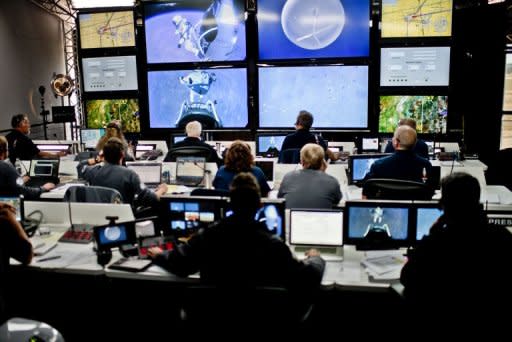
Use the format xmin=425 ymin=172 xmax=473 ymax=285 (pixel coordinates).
xmin=126 ymin=162 xmax=162 ymax=189
xmin=25 ymin=159 xmax=60 ymax=187
xmin=174 ymin=156 xmax=206 ymax=187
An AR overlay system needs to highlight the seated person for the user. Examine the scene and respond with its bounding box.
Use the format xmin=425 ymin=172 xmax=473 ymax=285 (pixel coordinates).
xmin=89 ymin=121 xmax=134 ymax=166
xmin=278 ymin=143 xmax=342 ymax=208
xmin=164 ymin=120 xmax=223 ymax=166
xmin=0 ymin=201 xmax=33 ymax=324
xmin=280 ymin=110 xmax=339 ymax=163
xmin=6 ymin=114 xmax=66 ymax=164
xmin=364 ymin=125 xmax=433 ymax=184
xmin=0 ymin=136 xmax=55 ymax=199
xmin=384 ymin=118 xmax=429 ymax=159
xmin=148 ymin=172 xmax=325 ymax=317
xmin=77 ymin=137 xmax=167 ymax=207
xmin=213 ymin=140 xmax=271 ymax=197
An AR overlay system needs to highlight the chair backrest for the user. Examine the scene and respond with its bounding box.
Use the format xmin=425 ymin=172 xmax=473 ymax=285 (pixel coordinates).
xmin=164 ymin=146 xmax=215 ymax=163
xmin=0 ymin=317 xmax=65 ymax=342
xmin=363 ymin=178 xmax=434 ymax=200
xmin=278 ymin=148 xmax=301 ymax=164
xmin=180 ymin=285 xmax=312 ymax=327
xmin=64 ymin=185 xmax=123 ymax=203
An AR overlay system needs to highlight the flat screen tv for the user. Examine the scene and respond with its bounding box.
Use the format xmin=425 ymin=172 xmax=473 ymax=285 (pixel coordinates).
xmin=144 ymin=1 xmax=246 ymax=63
xmin=85 ymin=98 xmax=140 ymax=133
xmin=381 ymin=0 xmax=453 ymax=38
xmin=503 ymin=53 xmax=512 ymax=111
xmin=257 ymin=0 xmax=370 ymax=60
xmin=258 ymin=65 xmax=368 ymax=128
xmin=380 ymin=46 xmax=451 ymax=86
xmin=81 ymin=55 xmax=138 ymax=92
xmin=379 ymin=95 xmax=448 ymax=134
xmin=147 ymin=67 xmax=248 ymax=129
xmin=78 ymin=10 xmax=136 ymax=49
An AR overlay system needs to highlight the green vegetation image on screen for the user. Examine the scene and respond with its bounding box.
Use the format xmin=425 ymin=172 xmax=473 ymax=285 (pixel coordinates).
xmin=379 ymin=95 xmax=448 ymax=134
xmin=86 ymin=99 xmax=140 ymax=133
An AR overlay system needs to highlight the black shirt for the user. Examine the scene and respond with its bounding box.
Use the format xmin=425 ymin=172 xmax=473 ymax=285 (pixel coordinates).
xmin=5 ymin=130 xmax=39 ymax=164
xmin=164 ymin=137 xmax=223 ymax=166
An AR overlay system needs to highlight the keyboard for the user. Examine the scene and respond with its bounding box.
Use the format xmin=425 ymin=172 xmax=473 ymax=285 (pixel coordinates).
xmin=58 ymin=224 xmax=94 ymax=244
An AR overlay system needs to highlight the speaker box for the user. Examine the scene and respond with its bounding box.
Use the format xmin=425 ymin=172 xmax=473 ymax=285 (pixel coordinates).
xmin=52 ymin=106 xmax=75 ymax=123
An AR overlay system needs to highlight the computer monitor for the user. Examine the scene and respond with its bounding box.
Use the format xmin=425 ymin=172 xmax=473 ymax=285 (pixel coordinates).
xmin=344 ymin=200 xmax=411 ymax=249
xmin=289 ymin=209 xmax=343 ymax=247
xmin=0 ymin=196 xmax=23 ymax=222
xmin=255 ymin=133 xmax=287 ymax=157
xmin=348 ymin=154 xmax=389 ymax=185
xmin=160 ymin=195 xmax=227 ymax=238
xmin=254 ymin=158 xmax=275 ymax=182
xmin=360 ymin=137 xmax=380 ymax=153
xmin=134 ymin=144 xmax=157 ymax=160
xmin=170 ymin=134 xmax=187 ymax=146
xmin=413 ymin=202 xmax=443 ymax=241
xmin=80 ymin=128 xmax=105 ymax=150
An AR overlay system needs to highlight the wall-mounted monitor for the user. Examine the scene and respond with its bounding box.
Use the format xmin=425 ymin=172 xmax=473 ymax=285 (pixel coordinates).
xmin=379 ymin=95 xmax=448 ymax=134
xmin=381 ymin=0 xmax=453 ymax=38
xmin=81 ymin=55 xmax=138 ymax=92
xmin=258 ymin=65 xmax=368 ymax=129
xmin=148 ymin=67 xmax=248 ymax=129
xmin=85 ymin=98 xmax=140 ymax=133
xmin=78 ymin=10 xmax=135 ymax=49
xmin=144 ymin=1 xmax=246 ymax=64
xmin=380 ymin=46 xmax=451 ymax=86
xmin=257 ymin=0 xmax=370 ymax=60
xmin=503 ymin=53 xmax=512 ymax=111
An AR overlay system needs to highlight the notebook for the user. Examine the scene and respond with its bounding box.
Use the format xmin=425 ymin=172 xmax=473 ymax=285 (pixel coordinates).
xmin=25 ymin=159 xmax=60 ymax=187
xmin=174 ymin=156 xmax=206 ymax=186
xmin=126 ymin=162 xmax=162 ymax=189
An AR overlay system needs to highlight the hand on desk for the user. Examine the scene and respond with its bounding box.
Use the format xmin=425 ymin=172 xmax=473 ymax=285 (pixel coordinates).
xmin=148 ymin=247 xmax=163 ymax=259
xmin=42 ymin=183 xmax=56 ymax=191
xmin=305 ymin=248 xmax=320 ymax=258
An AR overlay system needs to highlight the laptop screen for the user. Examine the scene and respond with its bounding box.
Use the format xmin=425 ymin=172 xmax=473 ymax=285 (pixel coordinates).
xmin=126 ymin=163 xmax=162 ymax=184
xmin=414 ymin=205 xmax=443 ymax=241
xmin=29 ymin=159 xmax=60 ymax=178
xmin=135 ymin=144 xmax=156 ymax=159
xmin=254 ymin=159 xmax=275 ymax=181
xmin=175 ymin=156 xmax=205 ymax=186
xmin=289 ymin=209 xmax=343 ymax=246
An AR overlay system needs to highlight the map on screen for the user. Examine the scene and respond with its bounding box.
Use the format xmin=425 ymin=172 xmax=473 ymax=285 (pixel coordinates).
xmin=79 ymin=11 xmax=135 ymax=49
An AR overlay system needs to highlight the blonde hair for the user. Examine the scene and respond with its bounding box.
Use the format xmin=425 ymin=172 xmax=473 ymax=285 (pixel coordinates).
xmin=300 ymin=143 xmax=325 ymax=170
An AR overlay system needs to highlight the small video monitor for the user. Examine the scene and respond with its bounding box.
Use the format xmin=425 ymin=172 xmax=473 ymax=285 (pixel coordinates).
xmin=94 ymin=221 xmax=136 ymax=250
xmin=413 ymin=202 xmax=443 ymax=241
xmin=171 ymin=134 xmax=187 ymax=146
xmin=289 ymin=209 xmax=343 ymax=247
xmin=161 ymin=195 xmax=227 ymax=237
xmin=254 ymin=159 xmax=275 ymax=181
xmin=344 ymin=200 xmax=411 ymax=248
xmin=255 ymin=133 xmax=287 ymax=157
xmin=0 ymin=196 xmax=23 ymax=222
xmin=81 ymin=128 xmax=105 ymax=150
xmin=135 ymin=144 xmax=156 ymax=160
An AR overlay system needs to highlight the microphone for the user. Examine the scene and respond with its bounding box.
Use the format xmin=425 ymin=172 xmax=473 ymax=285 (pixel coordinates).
xmin=38 ymin=85 xmax=46 ymax=96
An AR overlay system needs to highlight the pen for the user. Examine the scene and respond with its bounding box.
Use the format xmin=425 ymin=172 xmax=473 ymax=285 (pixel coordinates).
xmin=37 ymin=255 xmax=61 ymax=263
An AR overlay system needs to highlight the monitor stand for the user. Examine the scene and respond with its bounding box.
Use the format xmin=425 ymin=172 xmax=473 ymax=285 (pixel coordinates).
xmin=293 ymin=245 xmax=344 ymax=261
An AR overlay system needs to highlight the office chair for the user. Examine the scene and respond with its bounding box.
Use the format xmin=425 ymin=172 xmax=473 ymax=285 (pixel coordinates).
xmin=0 ymin=317 xmax=65 ymax=341
xmin=63 ymin=185 xmax=123 ymax=204
xmin=278 ymin=148 xmax=301 ymax=164
xmin=362 ymin=178 xmax=434 ymax=200
xmin=164 ymin=146 xmax=215 ymax=162
xmin=485 ymin=148 xmax=512 ymax=191
xmin=190 ymin=188 xmax=229 ymax=197
xmin=179 ymin=285 xmax=313 ymax=328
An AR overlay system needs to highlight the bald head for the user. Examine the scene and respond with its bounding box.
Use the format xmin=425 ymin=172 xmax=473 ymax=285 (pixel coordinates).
xmin=398 ymin=118 xmax=417 ymax=130
xmin=393 ymin=125 xmax=417 ymax=151
xmin=186 ymin=121 xmax=202 ymax=138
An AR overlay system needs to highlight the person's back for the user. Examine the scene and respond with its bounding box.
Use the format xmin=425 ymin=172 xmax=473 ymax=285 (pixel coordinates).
xmin=278 ymin=144 xmax=341 ymax=208
xmin=401 ymin=173 xmax=512 ymax=333
xmin=384 ymin=118 xmax=429 ymax=159
xmin=365 ymin=125 xmax=432 ymax=183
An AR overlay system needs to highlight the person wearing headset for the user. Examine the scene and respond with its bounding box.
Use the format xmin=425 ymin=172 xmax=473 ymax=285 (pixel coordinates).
xmin=6 ymin=114 xmax=66 ymax=164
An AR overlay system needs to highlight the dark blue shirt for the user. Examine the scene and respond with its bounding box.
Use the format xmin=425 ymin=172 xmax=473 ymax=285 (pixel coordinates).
xmin=213 ymin=166 xmax=271 ymax=197
xmin=364 ymin=150 xmax=433 ymax=183
xmin=384 ymin=139 xmax=430 ymax=160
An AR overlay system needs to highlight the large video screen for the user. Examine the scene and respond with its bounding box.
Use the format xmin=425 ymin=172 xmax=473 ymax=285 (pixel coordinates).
xmin=380 ymin=46 xmax=450 ymax=86
xmin=78 ymin=10 xmax=135 ymax=49
xmin=258 ymin=65 xmax=368 ymax=128
xmin=81 ymin=56 xmax=138 ymax=92
xmin=85 ymin=98 xmax=140 ymax=133
xmin=379 ymin=95 xmax=448 ymax=134
xmin=144 ymin=1 xmax=246 ymax=63
xmin=381 ymin=0 xmax=453 ymax=38
xmin=148 ymin=68 xmax=248 ymax=129
xmin=257 ymin=0 xmax=370 ymax=60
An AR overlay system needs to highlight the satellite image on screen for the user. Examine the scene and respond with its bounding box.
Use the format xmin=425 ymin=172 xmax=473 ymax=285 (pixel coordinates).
xmin=86 ymin=99 xmax=140 ymax=133
xmin=381 ymin=0 xmax=452 ymax=38
xmin=379 ymin=95 xmax=448 ymax=134
xmin=79 ymin=11 xmax=135 ymax=49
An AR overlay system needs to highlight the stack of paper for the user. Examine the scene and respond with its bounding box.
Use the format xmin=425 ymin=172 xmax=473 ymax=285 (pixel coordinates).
xmin=361 ymin=251 xmax=406 ymax=281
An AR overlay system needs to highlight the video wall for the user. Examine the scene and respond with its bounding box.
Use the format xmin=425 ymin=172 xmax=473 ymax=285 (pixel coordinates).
xmin=76 ymin=0 xmax=455 ymax=136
